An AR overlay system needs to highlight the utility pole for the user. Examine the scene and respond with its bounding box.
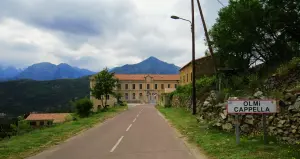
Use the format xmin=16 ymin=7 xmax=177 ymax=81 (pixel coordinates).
xmin=196 ymin=0 xmax=217 ymax=74
xmin=191 ymin=0 xmax=197 ymax=115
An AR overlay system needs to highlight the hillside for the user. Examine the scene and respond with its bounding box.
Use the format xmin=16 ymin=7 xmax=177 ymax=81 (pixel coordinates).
xmin=0 ymin=77 xmax=90 ymax=116
xmin=110 ymin=56 xmax=180 ymax=74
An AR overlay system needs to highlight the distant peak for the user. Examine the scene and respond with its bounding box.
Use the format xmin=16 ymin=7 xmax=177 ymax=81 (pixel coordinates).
xmin=31 ymin=62 xmax=56 ymax=67
xmin=58 ymin=63 xmax=71 ymax=67
xmin=147 ymin=56 xmax=159 ymax=60
xmin=35 ymin=62 xmax=53 ymax=65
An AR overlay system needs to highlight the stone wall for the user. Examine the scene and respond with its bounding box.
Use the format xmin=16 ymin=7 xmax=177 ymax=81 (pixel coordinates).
xmin=171 ymin=90 xmax=300 ymax=144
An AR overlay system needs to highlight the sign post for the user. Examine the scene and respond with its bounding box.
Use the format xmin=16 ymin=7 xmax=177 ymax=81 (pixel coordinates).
xmin=227 ymin=99 xmax=277 ymax=145
xmin=262 ymin=114 xmax=267 ymax=144
xmin=235 ymin=114 xmax=240 ymax=145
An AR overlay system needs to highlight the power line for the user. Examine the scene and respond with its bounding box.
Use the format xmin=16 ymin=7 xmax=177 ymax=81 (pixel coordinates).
xmin=217 ymin=0 xmax=225 ymax=7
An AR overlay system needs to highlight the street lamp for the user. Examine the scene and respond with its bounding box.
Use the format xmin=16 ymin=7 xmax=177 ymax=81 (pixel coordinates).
xmin=171 ymin=10 xmax=197 ymax=115
xmin=171 ymin=15 xmax=192 ymax=25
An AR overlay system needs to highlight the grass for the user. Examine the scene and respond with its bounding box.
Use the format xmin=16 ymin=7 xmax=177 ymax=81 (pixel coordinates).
xmin=0 ymin=106 xmax=127 ymax=159
xmin=157 ymin=106 xmax=300 ymax=159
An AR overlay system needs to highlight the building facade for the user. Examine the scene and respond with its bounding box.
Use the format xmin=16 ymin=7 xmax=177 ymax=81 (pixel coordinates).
xmin=90 ymin=74 xmax=180 ymax=111
xmin=179 ymin=55 xmax=215 ymax=85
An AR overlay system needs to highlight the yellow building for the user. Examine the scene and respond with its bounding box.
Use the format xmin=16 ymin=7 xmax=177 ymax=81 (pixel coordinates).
xmin=179 ymin=55 xmax=215 ymax=85
xmin=90 ymin=74 xmax=180 ymax=111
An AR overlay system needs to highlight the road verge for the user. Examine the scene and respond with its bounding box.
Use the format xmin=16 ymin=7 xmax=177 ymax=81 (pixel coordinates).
xmin=0 ymin=106 xmax=127 ymax=159
xmin=156 ymin=106 xmax=300 ymax=159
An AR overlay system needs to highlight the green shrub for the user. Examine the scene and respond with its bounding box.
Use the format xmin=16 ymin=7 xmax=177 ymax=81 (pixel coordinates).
xmin=74 ymin=98 xmax=93 ymax=117
xmin=276 ymin=57 xmax=300 ymax=76
xmin=247 ymin=74 xmax=261 ymax=91
xmin=196 ymin=75 xmax=217 ymax=88
xmin=10 ymin=116 xmax=31 ymax=135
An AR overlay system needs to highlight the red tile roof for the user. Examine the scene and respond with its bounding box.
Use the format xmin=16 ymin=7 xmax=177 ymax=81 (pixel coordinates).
xmin=25 ymin=113 xmax=71 ymax=123
xmin=114 ymin=74 xmax=180 ymax=81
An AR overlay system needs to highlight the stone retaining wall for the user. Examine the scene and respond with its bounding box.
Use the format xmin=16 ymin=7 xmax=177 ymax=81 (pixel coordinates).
xmin=171 ymin=90 xmax=300 ymax=144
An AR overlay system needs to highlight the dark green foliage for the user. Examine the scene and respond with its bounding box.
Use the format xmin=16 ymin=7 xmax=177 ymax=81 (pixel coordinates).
xmin=112 ymin=92 xmax=122 ymax=104
xmin=172 ymin=76 xmax=217 ymax=107
xmin=10 ymin=116 xmax=31 ymax=136
xmin=0 ymin=77 xmax=90 ymax=116
xmin=74 ymin=98 xmax=93 ymax=117
xmin=210 ymin=0 xmax=300 ymax=71
xmin=91 ymin=68 xmax=118 ymax=109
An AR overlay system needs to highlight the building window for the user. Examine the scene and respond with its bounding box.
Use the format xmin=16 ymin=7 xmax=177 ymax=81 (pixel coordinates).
xmin=106 ymin=95 xmax=110 ymax=100
xmin=125 ymin=84 xmax=128 ymax=89
xmin=125 ymin=93 xmax=128 ymax=100
xmin=132 ymin=84 xmax=135 ymax=89
xmin=139 ymin=84 xmax=142 ymax=89
xmin=175 ymin=84 xmax=177 ymax=88
xmin=161 ymin=84 xmax=164 ymax=89
xmin=40 ymin=121 xmax=44 ymax=126
xmin=168 ymin=84 xmax=170 ymax=88
xmin=117 ymin=84 xmax=121 ymax=89
xmin=183 ymin=76 xmax=185 ymax=82
xmin=186 ymin=74 xmax=188 ymax=82
xmin=133 ymin=93 xmax=136 ymax=99
xmin=147 ymin=84 xmax=150 ymax=89
xmin=139 ymin=93 xmax=143 ymax=99
xmin=155 ymin=84 xmax=157 ymax=89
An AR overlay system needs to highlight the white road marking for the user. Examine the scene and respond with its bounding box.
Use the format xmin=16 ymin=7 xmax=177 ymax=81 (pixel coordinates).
xmin=110 ymin=136 xmax=124 ymax=152
xmin=133 ymin=118 xmax=137 ymax=122
xmin=126 ymin=124 xmax=132 ymax=131
xmin=137 ymin=114 xmax=139 ymax=117
xmin=140 ymin=109 xmax=144 ymax=114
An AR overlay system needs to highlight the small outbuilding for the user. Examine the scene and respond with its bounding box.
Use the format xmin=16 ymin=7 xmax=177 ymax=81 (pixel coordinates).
xmin=25 ymin=113 xmax=71 ymax=126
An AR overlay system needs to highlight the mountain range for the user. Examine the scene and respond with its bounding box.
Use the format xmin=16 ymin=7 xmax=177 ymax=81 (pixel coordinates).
xmin=0 ymin=57 xmax=180 ymax=81
xmin=0 ymin=63 xmax=95 ymax=81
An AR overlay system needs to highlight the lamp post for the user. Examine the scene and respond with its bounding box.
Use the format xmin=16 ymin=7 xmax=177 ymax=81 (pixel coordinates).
xmin=171 ymin=0 xmax=197 ymax=115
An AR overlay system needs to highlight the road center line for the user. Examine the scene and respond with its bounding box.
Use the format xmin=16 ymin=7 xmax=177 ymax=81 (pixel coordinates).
xmin=126 ymin=124 xmax=132 ymax=131
xmin=110 ymin=136 xmax=124 ymax=152
xmin=133 ymin=118 xmax=137 ymax=122
xmin=137 ymin=114 xmax=139 ymax=118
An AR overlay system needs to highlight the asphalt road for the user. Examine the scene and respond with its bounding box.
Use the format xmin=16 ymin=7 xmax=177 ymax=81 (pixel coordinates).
xmin=28 ymin=104 xmax=200 ymax=159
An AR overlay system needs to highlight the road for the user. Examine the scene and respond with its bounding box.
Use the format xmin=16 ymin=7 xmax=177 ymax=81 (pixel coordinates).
xmin=28 ymin=104 xmax=201 ymax=159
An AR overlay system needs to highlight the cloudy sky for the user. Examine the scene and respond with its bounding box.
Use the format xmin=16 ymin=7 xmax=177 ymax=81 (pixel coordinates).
xmin=0 ymin=0 xmax=228 ymax=71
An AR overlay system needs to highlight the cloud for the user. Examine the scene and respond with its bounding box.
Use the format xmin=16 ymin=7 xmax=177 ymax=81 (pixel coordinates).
xmin=0 ymin=0 xmax=228 ymax=71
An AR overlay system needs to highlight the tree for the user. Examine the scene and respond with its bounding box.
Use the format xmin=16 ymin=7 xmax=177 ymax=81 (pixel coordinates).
xmin=91 ymin=68 xmax=118 ymax=109
xmin=112 ymin=91 xmax=122 ymax=105
xmin=74 ymin=98 xmax=93 ymax=117
xmin=209 ymin=0 xmax=300 ymax=71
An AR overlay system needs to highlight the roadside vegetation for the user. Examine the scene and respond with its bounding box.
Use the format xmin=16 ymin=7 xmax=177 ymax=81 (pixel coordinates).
xmin=158 ymin=106 xmax=299 ymax=159
xmin=0 ymin=104 xmax=127 ymax=159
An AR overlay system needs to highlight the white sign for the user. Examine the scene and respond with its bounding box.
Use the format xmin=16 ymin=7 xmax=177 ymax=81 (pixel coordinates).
xmin=227 ymin=100 xmax=277 ymax=114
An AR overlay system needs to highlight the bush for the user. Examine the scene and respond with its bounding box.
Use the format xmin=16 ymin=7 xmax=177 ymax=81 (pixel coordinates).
xmin=196 ymin=75 xmax=217 ymax=88
xmin=10 ymin=116 xmax=31 ymax=135
xmin=247 ymin=74 xmax=261 ymax=91
xmin=276 ymin=57 xmax=300 ymax=76
xmin=74 ymin=98 xmax=93 ymax=117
